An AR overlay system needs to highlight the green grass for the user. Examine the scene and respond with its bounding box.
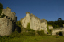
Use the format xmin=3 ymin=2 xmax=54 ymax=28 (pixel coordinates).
xmin=0 ymin=36 xmax=64 ymax=42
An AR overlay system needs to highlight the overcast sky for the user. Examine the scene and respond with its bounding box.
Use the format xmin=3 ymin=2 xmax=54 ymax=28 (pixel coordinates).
xmin=0 ymin=0 xmax=64 ymax=21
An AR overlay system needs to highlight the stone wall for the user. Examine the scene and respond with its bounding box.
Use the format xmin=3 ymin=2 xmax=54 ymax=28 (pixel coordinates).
xmin=0 ymin=17 xmax=12 ymax=36
xmin=52 ymin=28 xmax=64 ymax=36
xmin=30 ymin=13 xmax=41 ymax=30
xmin=48 ymin=25 xmax=53 ymax=30
xmin=40 ymin=19 xmax=47 ymax=34
xmin=0 ymin=7 xmax=17 ymax=36
xmin=21 ymin=12 xmax=47 ymax=34
xmin=21 ymin=12 xmax=30 ymax=28
xmin=1 ymin=7 xmax=16 ymax=21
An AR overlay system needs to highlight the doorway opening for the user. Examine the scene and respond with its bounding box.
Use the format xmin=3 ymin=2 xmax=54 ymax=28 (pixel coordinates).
xmin=58 ymin=31 xmax=63 ymax=36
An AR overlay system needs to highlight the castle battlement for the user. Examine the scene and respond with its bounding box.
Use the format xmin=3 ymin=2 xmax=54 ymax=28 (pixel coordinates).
xmin=26 ymin=12 xmax=30 ymax=14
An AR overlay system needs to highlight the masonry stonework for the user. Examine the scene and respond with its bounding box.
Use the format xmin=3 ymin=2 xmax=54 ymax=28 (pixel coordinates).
xmin=20 ymin=12 xmax=47 ymax=34
xmin=0 ymin=7 xmax=17 ymax=36
xmin=52 ymin=28 xmax=64 ymax=36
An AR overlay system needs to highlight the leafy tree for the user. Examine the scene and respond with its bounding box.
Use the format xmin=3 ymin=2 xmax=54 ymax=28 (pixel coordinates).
xmin=47 ymin=18 xmax=64 ymax=28
xmin=47 ymin=24 xmax=52 ymax=34
xmin=16 ymin=21 xmax=22 ymax=33
xmin=16 ymin=21 xmax=21 ymax=27
xmin=0 ymin=3 xmax=3 ymax=15
xmin=0 ymin=3 xmax=5 ymax=18
xmin=58 ymin=18 xmax=62 ymax=21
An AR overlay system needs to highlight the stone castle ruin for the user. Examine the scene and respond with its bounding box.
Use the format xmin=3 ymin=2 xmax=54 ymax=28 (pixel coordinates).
xmin=52 ymin=28 xmax=64 ymax=36
xmin=47 ymin=25 xmax=64 ymax=36
xmin=0 ymin=7 xmax=64 ymax=36
xmin=20 ymin=12 xmax=64 ymax=36
xmin=0 ymin=7 xmax=17 ymax=36
xmin=20 ymin=12 xmax=47 ymax=34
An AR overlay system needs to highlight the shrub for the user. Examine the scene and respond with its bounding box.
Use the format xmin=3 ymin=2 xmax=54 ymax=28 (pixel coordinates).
xmin=16 ymin=21 xmax=21 ymax=25
xmin=47 ymin=24 xmax=52 ymax=34
xmin=0 ymin=36 xmax=10 ymax=42
xmin=16 ymin=21 xmax=22 ymax=33
xmin=27 ymin=23 xmax=30 ymax=29
xmin=37 ymin=30 xmax=46 ymax=36
xmin=21 ymin=29 xmax=35 ymax=36
xmin=9 ymin=31 xmax=21 ymax=38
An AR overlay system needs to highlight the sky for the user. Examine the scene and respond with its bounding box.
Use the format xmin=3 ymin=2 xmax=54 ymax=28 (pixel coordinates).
xmin=0 ymin=0 xmax=64 ymax=21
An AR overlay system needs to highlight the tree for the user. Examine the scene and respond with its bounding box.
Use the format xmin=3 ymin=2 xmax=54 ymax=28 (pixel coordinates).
xmin=47 ymin=18 xmax=64 ymax=28
xmin=0 ymin=3 xmax=5 ymax=18
xmin=16 ymin=21 xmax=21 ymax=27
xmin=57 ymin=18 xmax=63 ymax=27
xmin=16 ymin=21 xmax=22 ymax=33
xmin=0 ymin=3 xmax=3 ymax=15
xmin=58 ymin=18 xmax=62 ymax=21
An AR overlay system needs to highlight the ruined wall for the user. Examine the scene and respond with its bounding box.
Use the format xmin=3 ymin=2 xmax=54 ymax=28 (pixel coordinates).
xmin=2 ymin=7 xmax=11 ymax=17
xmin=1 ymin=7 xmax=16 ymax=21
xmin=52 ymin=28 xmax=64 ymax=36
xmin=21 ymin=12 xmax=47 ymax=34
xmin=0 ymin=17 xmax=12 ymax=36
xmin=30 ymin=13 xmax=41 ymax=30
xmin=30 ymin=15 xmax=47 ymax=34
xmin=11 ymin=12 xmax=16 ymax=21
xmin=30 ymin=14 xmax=35 ymax=30
xmin=0 ymin=7 xmax=17 ymax=36
xmin=40 ymin=19 xmax=47 ymax=34
xmin=48 ymin=25 xmax=53 ymax=30
xmin=21 ymin=12 xmax=30 ymax=28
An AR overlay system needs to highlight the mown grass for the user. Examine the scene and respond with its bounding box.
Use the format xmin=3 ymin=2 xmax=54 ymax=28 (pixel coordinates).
xmin=0 ymin=36 xmax=64 ymax=42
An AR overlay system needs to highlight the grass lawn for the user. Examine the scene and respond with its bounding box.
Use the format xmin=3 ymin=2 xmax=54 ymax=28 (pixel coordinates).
xmin=0 ymin=36 xmax=64 ymax=42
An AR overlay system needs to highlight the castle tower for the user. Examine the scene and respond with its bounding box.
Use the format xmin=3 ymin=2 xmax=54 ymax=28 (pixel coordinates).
xmin=21 ymin=12 xmax=30 ymax=28
xmin=26 ymin=12 xmax=30 ymax=22
xmin=26 ymin=12 xmax=30 ymax=17
xmin=0 ymin=7 xmax=17 ymax=36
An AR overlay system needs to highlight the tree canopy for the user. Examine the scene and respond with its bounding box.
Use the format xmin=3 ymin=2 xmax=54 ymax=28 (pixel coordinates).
xmin=0 ymin=3 xmax=6 ymax=18
xmin=47 ymin=18 xmax=64 ymax=28
xmin=0 ymin=3 xmax=3 ymax=15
